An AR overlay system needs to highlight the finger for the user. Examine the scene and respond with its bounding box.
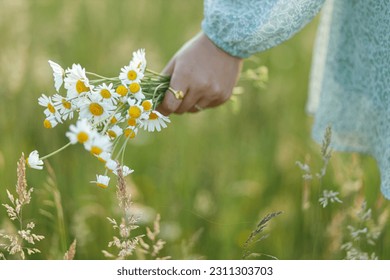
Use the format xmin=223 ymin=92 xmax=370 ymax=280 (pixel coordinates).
xmin=187 ymin=98 xmax=210 ymax=113
xmin=158 ymin=69 xmax=188 ymax=115
xmin=158 ymin=88 xmax=185 ymax=115
xmin=175 ymin=88 xmax=203 ymax=114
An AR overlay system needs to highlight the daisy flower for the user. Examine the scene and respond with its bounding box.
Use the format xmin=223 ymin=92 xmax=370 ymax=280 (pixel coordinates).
xmin=107 ymin=125 xmax=123 ymax=139
xmin=84 ymin=134 xmax=112 ymax=156
xmin=38 ymin=94 xmax=62 ymax=122
xmin=130 ymin=49 xmax=146 ymax=72
xmin=79 ymin=92 xmax=116 ymax=124
xmin=95 ymin=83 xmax=120 ymax=105
xmin=126 ymin=116 xmax=142 ymax=127
xmin=64 ymin=63 xmax=92 ymax=98
xmin=66 ymin=118 xmax=95 ymax=144
xmin=92 ymin=175 xmax=110 ymax=189
xmin=52 ymin=94 xmax=74 ymax=120
xmin=119 ymin=64 xmax=144 ymax=85
xmin=127 ymin=98 xmax=148 ymax=120
xmin=128 ymin=81 xmax=145 ymax=100
xmin=43 ymin=116 xmax=58 ymax=129
xmin=140 ymin=110 xmax=170 ymax=132
xmin=124 ymin=126 xmax=138 ymax=139
xmin=26 ymin=150 xmax=44 ymax=170
xmin=105 ymin=159 xmax=118 ymax=173
xmin=109 ymin=112 xmax=125 ymax=125
xmin=113 ymin=164 xmax=134 ymax=177
xmin=141 ymin=99 xmax=153 ymax=112
xmin=48 ymin=60 xmax=65 ymax=92
xmin=115 ymin=84 xmax=128 ymax=97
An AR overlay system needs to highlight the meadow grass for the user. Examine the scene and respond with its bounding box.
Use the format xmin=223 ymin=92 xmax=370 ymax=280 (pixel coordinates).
xmin=0 ymin=0 xmax=388 ymax=259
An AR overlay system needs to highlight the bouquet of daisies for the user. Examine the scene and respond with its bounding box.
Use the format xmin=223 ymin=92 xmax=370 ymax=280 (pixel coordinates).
xmin=26 ymin=49 xmax=182 ymax=189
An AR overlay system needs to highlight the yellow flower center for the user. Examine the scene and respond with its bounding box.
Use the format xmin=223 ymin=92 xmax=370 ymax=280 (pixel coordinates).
xmin=43 ymin=119 xmax=52 ymax=128
xmin=127 ymin=118 xmax=137 ymax=126
xmin=124 ymin=128 xmax=136 ymax=139
xmin=47 ymin=103 xmax=56 ymax=114
xmin=89 ymin=103 xmax=104 ymax=116
xmin=142 ymin=100 xmax=152 ymax=111
xmin=62 ymin=98 xmax=72 ymax=109
xmin=129 ymin=82 xmax=140 ymax=94
xmin=76 ymin=79 xmax=89 ymax=94
xmin=116 ymin=85 xmax=128 ymax=97
xmin=128 ymin=106 xmax=142 ymax=119
xmin=127 ymin=70 xmax=137 ymax=81
xmin=149 ymin=112 xmax=159 ymax=120
xmin=107 ymin=130 xmax=117 ymax=139
xmin=110 ymin=116 xmax=117 ymax=124
xmin=90 ymin=146 xmax=103 ymax=155
xmin=96 ymin=182 xmax=108 ymax=189
xmin=100 ymin=89 xmax=111 ymax=99
xmin=77 ymin=132 xmax=89 ymax=143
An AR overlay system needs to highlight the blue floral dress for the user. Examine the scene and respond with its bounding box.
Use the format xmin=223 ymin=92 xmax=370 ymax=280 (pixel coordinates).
xmin=202 ymin=0 xmax=390 ymax=198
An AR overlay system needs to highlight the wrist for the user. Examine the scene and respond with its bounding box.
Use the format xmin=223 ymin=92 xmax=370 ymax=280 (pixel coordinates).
xmin=198 ymin=32 xmax=243 ymax=62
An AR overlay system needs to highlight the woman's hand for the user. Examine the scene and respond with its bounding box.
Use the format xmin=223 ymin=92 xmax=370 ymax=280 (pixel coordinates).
xmin=158 ymin=32 xmax=243 ymax=115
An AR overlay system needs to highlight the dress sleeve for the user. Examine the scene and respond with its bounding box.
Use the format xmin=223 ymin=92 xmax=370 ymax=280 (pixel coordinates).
xmin=202 ymin=0 xmax=325 ymax=58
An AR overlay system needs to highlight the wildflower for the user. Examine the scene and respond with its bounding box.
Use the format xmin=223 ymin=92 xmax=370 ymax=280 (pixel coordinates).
xmin=52 ymin=94 xmax=74 ymax=120
xmin=79 ymin=93 xmax=116 ymax=124
xmin=43 ymin=116 xmax=58 ymax=129
xmin=115 ymin=84 xmax=129 ymax=99
xmin=128 ymin=105 xmax=144 ymax=120
xmin=48 ymin=60 xmax=65 ymax=92
xmin=64 ymin=63 xmax=92 ymax=98
xmin=92 ymin=175 xmax=110 ymax=189
xmin=106 ymin=159 xmax=118 ymax=173
xmin=141 ymin=99 xmax=153 ymax=111
xmin=38 ymin=94 xmax=62 ymax=122
xmin=84 ymin=134 xmax=112 ymax=156
xmin=119 ymin=64 xmax=144 ymax=85
xmin=26 ymin=150 xmax=44 ymax=170
xmin=130 ymin=48 xmax=146 ymax=72
xmin=127 ymin=98 xmax=147 ymax=123
xmin=66 ymin=118 xmax=95 ymax=144
xmin=319 ymin=189 xmax=342 ymax=208
xmin=113 ymin=165 xmax=134 ymax=177
xmin=124 ymin=126 xmax=138 ymax=139
xmin=110 ymin=112 xmax=125 ymax=125
xmin=95 ymin=83 xmax=120 ymax=105
xmin=107 ymin=125 xmax=123 ymax=139
xmin=140 ymin=110 xmax=170 ymax=132
xmin=128 ymin=82 xmax=145 ymax=100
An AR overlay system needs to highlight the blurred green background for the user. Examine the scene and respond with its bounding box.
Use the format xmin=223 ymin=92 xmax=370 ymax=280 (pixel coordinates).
xmin=0 ymin=0 xmax=388 ymax=260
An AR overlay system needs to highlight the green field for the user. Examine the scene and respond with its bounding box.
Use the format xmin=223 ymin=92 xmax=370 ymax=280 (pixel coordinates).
xmin=0 ymin=0 xmax=388 ymax=260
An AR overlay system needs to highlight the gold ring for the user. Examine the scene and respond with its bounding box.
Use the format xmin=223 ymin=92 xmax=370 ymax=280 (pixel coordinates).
xmin=169 ymin=88 xmax=184 ymax=100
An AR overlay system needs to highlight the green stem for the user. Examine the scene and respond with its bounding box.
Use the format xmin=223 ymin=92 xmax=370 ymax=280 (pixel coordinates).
xmin=100 ymin=103 xmax=126 ymax=135
xmin=145 ymin=68 xmax=167 ymax=77
xmin=86 ymin=71 xmax=117 ymax=80
xmin=40 ymin=142 xmax=73 ymax=161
